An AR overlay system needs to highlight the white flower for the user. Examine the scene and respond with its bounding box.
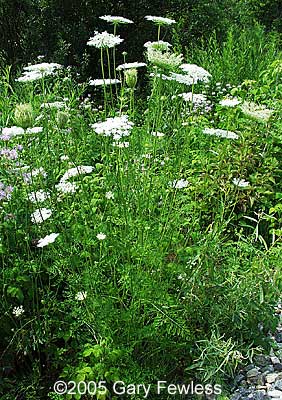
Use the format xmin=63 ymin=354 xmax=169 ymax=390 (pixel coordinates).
xmin=12 ymin=305 xmax=25 ymax=317
xmin=75 ymin=291 xmax=87 ymax=301
xmin=203 ymin=128 xmax=239 ymax=139
xmin=16 ymin=63 xmax=62 ymax=82
xmin=41 ymin=102 xmax=66 ymax=109
xmin=219 ymin=98 xmax=241 ymax=107
xmin=97 ymin=233 xmax=106 ymax=240
xmin=60 ymin=155 xmax=69 ymax=161
xmin=105 ymin=191 xmax=114 ymax=199
xmin=170 ymin=73 xmax=194 ymax=86
xmin=116 ymin=62 xmax=146 ymax=71
xmin=99 ymin=15 xmax=134 ymax=24
xmin=91 ymin=115 xmax=134 ymax=138
xmin=31 ymin=208 xmax=52 ymax=224
xmin=87 ymin=31 xmax=124 ymax=48
xmin=144 ymin=41 xmax=172 ymax=50
xmin=151 ymin=131 xmax=165 ymax=137
xmin=179 ymin=64 xmax=211 ymax=83
xmin=56 ymin=181 xmax=78 ymax=194
xmin=240 ymin=101 xmax=273 ymax=122
xmin=60 ymin=166 xmax=94 ymax=182
xmin=24 ymin=62 xmax=62 ymax=74
xmin=233 ymin=178 xmax=250 ymax=188
xmin=89 ymin=78 xmax=121 ymax=86
xmin=112 ymin=141 xmax=130 ymax=148
xmin=146 ymin=49 xmax=183 ymax=70
xmin=37 ymin=233 xmax=60 ymax=248
xmin=145 ymin=16 xmax=176 ymax=25
xmin=28 ymin=190 xmax=50 ymax=203
xmin=169 ymin=179 xmax=189 ymax=189
xmin=23 ymin=167 xmax=47 ymax=184
xmin=26 ymin=127 xmax=43 ymax=134
xmin=0 ymin=126 xmax=25 ymax=140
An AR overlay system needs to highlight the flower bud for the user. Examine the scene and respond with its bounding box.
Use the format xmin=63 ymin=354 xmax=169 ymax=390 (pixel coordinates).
xmin=56 ymin=111 xmax=69 ymax=128
xmin=125 ymin=68 xmax=137 ymax=89
xmin=14 ymin=103 xmax=33 ymax=128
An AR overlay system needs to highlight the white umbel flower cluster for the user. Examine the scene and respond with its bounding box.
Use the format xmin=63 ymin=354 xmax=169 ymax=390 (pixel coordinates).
xmin=233 ymin=178 xmax=250 ymax=188
xmin=116 ymin=62 xmax=146 ymax=71
xmin=179 ymin=64 xmax=212 ymax=84
xmin=75 ymin=291 xmax=87 ymax=301
xmin=16 ymin=63 xmax=62 ymax=82
xmin=100 ymin=15 xmax=134 ymax=24
xmin=169 ymin=179 xmax=189 ymax=189
xmin=87 ymin=31 xmax=124 ymax=48
xmin=91 ymin=115 xmax=134 ymax=142
xmin=13 ymin=305 xmax=25 ymax=317
xmin=219 ymin=98 xmax=241 ymax=107
xmin=89 ymin=79 xmax=121 ymax=86
xmin=37 ymin=233 xmax=60 ymax=248
xmin=145 ymin=16 xmax=176 ymax=25
xmin=31 ymin=208 xmax=52 ymax=224
xmin=56 ymin=166 xmax=94 ymax=194
xmin=203 ymin=128 xmax=239 ymax=139
xmin=240 ymin=101 xmax=273 ymax=122
xmin=28 ymin=190 xmax=50 ymax=203
xmin=146 ymin=44 xmax=183 ymax=71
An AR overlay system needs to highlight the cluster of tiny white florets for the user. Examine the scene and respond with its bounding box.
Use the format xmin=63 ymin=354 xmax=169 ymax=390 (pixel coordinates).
xmin=146 ymin=43 xmax=183 ymax=71
xmin=16 ymin=63 xmax=63 ymax=82
xmin=100 ymin=15 xmax=134 ymax=24
xmin=240 ymin=101 xmax=273 ymax=122
xmin=91 ymin=115 xmax=134 ymax=143
xmin=145 ymin=16 xmax=176 ymax=25
xmin=179 ymin=64 xmax=212 ymax=83
xmin=203 ymin=128 xmax=239 ymax=140
xmin=178 ymin=92 xmax=212 ymax=113
xmin=87 ymin=31 xmax=124 ymax=48
xmin=89 ymin=78 xmax=121 ymax=86
xmin=116 ymin=62 xmax=147 ymax=71
xmin=55 ymin=166 xmax=94 ymax=194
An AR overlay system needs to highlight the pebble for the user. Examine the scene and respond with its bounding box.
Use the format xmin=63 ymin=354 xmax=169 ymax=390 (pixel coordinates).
xmin=266 ymin=374 xmax=279 ymax=384
xmin=268 ymin=389 xmax=282 ymax=398
xmin=271 ymin=357 xmax=280 ymax=365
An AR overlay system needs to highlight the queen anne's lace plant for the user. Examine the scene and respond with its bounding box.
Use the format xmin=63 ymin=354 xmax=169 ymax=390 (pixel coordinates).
xmin=233 ymin=178 xmax=250 ymax=188
xmin=169 ymin=179 xmax=189 ymax=189
xmin=31 ymin=208 xmax=52 ymax=224
xmin=146 ymin=48 xmax=183 ymax=71
xmin=105 ymin=191 xmax=114 ymax=199
xmin=116 ymin=62 xmax=146 ymax=71
xmin=89 ymin=79 xmax=121 ymax=86
xmin=75 ymin=291 xmax=87 ymax=301
xmin=41 ymin=102 xmax=66 ymax=109
xmin=28 ymin=190 xmax=50 ymax=203
xmin=91 ymin=115 xmax=134 ymax=140
xmin=96 ymin=233 xmax=106 ymax=240
xmin=22 ymin=167 xmax=47 ymax=184
xmin=144 ymin=41 xmax=172 ymax=51
xmin=145 ymin=16 xmax=176 ymax=25
xmin=100 ymin=15 xmax=134 ymax=24
xmin=170 ymin=73 xmax=195 ymax=85
xmin=16 ymin=63 xmax=62 ymax=82
xmin=37 ymin=233 xmax=60 ymax=248
xmin=178 ymin=92 xmax=212 ymax=113
xmin=60 ymin=166 xmax=94 ymax=182
xmin=56 ymin=181 xmax=78 ymax=194
xmin=87 ymin=31 xmax=124 ymax=48
xmin=240 ymin=101 xmax=273 ymax=122
xmin=203 ymin=128 xmax=239 ymax=140
xmin=179 ymin=64 xmax=211 ymax=83
xmin=219 ymin=98 xmax=241 ymax=107
xmin=12 ymin=305 xmax=25 ymax=317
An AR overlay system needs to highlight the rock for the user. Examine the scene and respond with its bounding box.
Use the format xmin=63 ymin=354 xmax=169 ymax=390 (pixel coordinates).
xmin=275 ymin=332 xmax=282 ymax=343
xmin=271 ymin=357 xmax=280 ymax=365
xmin=252 ymin=392 xmax=267 ymax=400
xmin=235 ymin=374 xmax=246 ymax=385
xmin=255 ymin=355 xmax=271 ymax=367
xmin=268 ymin=389 xmax=282 ymax=398
xmin=245 ymin=364 xmax=256 ymax=372
xmin=247 ymin=368 xmax=260 ymax=378
xmin=274 ymin=380 xmax=282 ymax=391
xmin=274 ymin=364 xmax=282 ymax=372
xmin=262 ymin=366 xmax=275 ymax=373
xmin=266 ymin=373 xmax=279 ymax=384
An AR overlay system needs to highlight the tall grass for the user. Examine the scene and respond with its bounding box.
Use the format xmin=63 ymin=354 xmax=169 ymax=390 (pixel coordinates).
xmin=184 ymin=24 xmax=281 ymax=84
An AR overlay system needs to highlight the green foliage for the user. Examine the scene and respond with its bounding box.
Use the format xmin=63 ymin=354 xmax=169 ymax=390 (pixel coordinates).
xmin=1 ymin=16 xmax=282 ymax=400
